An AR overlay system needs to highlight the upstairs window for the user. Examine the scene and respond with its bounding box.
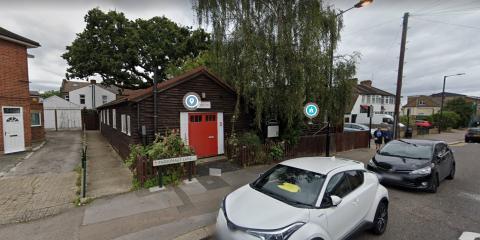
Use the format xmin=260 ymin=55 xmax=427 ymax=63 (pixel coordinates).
xmin=121 ymin=114 xmax=126 ymax=133
xmin=79 ymin=94 xmax=85 ymax=104
xmin=65 ymin=95 xmax=69 ymax=101
xmin=127 ymin=115 xmax=131 ymax=136
xmin=102 ymin=95 xmax=108 ymax=104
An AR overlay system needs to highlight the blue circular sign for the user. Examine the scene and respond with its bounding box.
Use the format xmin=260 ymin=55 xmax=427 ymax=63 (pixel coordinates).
xmin=183 ymin=92 xmax=201 ymax=110
xmin=304 ymin=102 xmax=319 ymax=119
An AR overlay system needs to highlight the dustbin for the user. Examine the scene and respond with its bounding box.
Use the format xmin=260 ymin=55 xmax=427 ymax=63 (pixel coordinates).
xmin=405 ymin=127 xmax=413 ymax=138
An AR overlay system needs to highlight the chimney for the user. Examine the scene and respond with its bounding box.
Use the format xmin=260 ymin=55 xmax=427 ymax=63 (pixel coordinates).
xmin=360 ymin=80 xmax=372 ymax=87
xmin=90 ymin=79 xmax=96 ymax=84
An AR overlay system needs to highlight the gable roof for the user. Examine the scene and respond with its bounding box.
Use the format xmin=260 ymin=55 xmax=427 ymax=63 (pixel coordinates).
xmin=404 ymin=95 xmax=440 ymax=108
xmin=98 ymin=67 xmax=236 ymax=108
xmin=431 ymin=92 xmax=466 ymax=98
xmin=43 ymin=95 xmax=83 ymax=110
xmin=355 ymin=84 xmax=395 ymax=96
xmin=0 ymin=27 xmax=40 ymax=48
xmin=60 ymin=80 xmax=90 ymax=93
xmin=60 ymin=80 xmax=120 ymax=94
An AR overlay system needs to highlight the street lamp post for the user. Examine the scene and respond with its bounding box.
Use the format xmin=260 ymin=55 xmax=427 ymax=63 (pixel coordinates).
xmin=325 ymin=0 xmax=373 ymax=157
xmin=438 ymin=73 xmax=465 ymax=133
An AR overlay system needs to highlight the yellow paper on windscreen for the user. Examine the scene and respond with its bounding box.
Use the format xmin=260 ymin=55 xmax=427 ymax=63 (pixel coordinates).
xmin=277 ymin=182 xmax=301 ymax=193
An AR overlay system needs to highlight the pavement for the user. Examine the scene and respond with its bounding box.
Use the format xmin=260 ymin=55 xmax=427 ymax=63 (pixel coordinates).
xmin=0 ymin=128 xmax=475 ymax=239
xmin=85 ymin=131 xmax=132 ymax=198
xmin=0 ymin=131 xmax=81 ymax=225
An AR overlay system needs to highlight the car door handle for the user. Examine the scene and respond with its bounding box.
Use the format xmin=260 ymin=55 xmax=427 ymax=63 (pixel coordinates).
xmin=208 ymin=136 xmax=214 ymax=139
xmin=353 ymin=198 xmax=360 ymax=206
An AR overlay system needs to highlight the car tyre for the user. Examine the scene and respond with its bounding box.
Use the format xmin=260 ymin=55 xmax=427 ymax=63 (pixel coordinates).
xmin=446 ymin=163 xmax=455 ymax=180
xmin=427 ymin=174 xmax=439 ymax=193
xmin=371 ymin=201 xmax=388 ymax=235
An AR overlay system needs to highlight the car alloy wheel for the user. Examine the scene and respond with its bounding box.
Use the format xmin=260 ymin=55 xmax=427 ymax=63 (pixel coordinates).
xmin=372 ymin=201 xmax=388 ymax=235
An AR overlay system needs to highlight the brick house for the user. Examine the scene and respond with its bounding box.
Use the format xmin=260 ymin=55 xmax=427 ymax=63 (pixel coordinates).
xmin=402 ymin=95 xmax=440 ymax=117
xmin=0 ymin=27 xmax=40 ymax=154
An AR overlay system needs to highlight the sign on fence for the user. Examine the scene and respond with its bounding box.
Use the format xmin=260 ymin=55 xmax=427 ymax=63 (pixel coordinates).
xmin=153 ymin=155 xmax=197 ymax=167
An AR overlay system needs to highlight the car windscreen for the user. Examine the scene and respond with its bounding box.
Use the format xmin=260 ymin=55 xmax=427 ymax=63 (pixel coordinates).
xmin=379 ymin=141 xmax=432 ymax=160
xmin=250 ymin=165 xmax=326 ymax=208
xmin=468 ymin=128 xmax=480 ymax=134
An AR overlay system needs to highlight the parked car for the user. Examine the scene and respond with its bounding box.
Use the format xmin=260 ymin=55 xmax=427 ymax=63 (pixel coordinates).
xmin=367 ymin=139 xmax=455 ymax=193
xmin=216 ymin=157 xmax=389 ymax=240
xmin=415 ymin=120 xmax=433 ymax=128
xmin=465 ymin=128 xmax=480 ymax=143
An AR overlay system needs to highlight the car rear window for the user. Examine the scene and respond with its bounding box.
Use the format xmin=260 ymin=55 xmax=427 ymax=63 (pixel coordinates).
xmin=469 ymin=128 xmax=480 ymax=134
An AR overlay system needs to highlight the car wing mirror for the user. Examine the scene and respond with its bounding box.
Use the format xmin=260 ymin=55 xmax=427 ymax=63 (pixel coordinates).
xmin=331 ymin=195 xmax=343 ymax=207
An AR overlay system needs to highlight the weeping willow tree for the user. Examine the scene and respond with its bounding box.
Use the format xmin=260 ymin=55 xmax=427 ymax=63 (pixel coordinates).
xmin=194 ymin=0 xmax=358 ymax=141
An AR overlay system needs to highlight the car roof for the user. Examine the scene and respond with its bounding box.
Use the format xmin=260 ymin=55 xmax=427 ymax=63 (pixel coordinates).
xmin=394 ymin=139 xmax=444 ymax=145
xmin=280 ymin=157 xmax=364 ymax=175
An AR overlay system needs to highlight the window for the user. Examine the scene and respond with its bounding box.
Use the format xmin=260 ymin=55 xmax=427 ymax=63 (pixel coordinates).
xmin=362 ymin=95 xmax=366 ymax=104
xmin=65 ymin=95 xmax=69 ymax=101
xmin=190 ymin=115 xmax=202 ymax=122
xmin=250 ymin=165 xmax=326 ymax=207
xmin=102 ymin=95 xmax=108 ymax=104
xmin=367 ymin=95 xmax=371 ymax=104
xmin=121 ymin=114 xmax=126 ymax=133
xmin=112 ymin=109 xmax=116 ymax=129
xmin=79 ymin=94 xmax=85 ymax=104
xmin=345 ymin=171 xmax=364 ymax=191
xmin=206 ymin=115 xmax=216 ymax=122
xmin=3 ymin=108 xmax=20 ymax=114
xmin=325 ymin=172 xmax=351 ymax=198
xmin=106 ymin=109 xmax=110 ymax=125
xmin=31 ymin=112 xmax=41 ymax=126
xmin=127 ymin=115 xmax=131 ymax=136
xmin=418 ymin=100 xmax=426 ymax=106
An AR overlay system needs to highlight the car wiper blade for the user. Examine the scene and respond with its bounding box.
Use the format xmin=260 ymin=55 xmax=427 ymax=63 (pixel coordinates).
xmin=397 ymin=139 xmax=418 ymax=147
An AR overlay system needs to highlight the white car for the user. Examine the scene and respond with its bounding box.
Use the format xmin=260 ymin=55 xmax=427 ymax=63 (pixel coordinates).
xmin=216 ymin=157 xmax=389 ymax=240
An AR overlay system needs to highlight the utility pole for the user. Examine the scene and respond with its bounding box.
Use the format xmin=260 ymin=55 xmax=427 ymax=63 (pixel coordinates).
xmin=153 ymin=68 xmax=158 ymax=136
xmin=439 ymin=76 xmax=447 ymax=133
xmin=393 ymin=12 xmax=409 ymax=139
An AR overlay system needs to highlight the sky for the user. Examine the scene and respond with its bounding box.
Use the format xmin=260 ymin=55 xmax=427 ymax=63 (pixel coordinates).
xmin=1 ymin=0 xmax=479 ymax=99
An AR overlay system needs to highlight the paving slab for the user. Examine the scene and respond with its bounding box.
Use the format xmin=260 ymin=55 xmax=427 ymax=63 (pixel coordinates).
xmin=82 ymin=189 xmax=183 ymax=225
xmin=112 ymin=212 xmax=217 ymax=240
xmin=85 ymin=131 xmax=132 ymax=198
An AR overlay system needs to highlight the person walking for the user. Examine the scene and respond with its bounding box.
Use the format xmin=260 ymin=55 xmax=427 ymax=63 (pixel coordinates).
xmin=384 ymin=127 xmax=393 ymax=144
xmin=373 ymin=128 xmax=383 ymax=150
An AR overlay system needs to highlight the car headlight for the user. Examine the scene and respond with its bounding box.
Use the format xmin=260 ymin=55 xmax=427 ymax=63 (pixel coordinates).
xmin=409 ymin=164 xmax=434 ymax=175
xmin=368 ymin=159 xmax=376 ymax=167
xmin=245 ymin=222 xmax=305 ymax=240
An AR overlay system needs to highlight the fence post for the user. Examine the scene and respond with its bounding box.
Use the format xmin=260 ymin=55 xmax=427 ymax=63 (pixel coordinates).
xmin=81 ymin=146 xmax=87 ymax=198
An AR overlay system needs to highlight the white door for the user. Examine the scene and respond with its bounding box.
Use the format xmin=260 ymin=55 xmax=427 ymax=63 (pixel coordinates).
xmin=2 ymin=107 xmax=25 ymax=154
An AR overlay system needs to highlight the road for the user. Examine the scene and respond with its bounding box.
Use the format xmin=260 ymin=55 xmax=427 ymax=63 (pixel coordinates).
xmin=356 ymin=142 xmax=480 ymax=240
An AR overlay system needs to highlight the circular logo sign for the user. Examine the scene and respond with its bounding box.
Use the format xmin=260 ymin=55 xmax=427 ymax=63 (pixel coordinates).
xmin=183 ymin=92 xmax=201 ymax=110
xmin=304 ymin=102 xmax=319 ymax=119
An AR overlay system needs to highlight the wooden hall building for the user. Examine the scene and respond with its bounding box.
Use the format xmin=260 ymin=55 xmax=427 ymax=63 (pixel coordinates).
xmin=97 ymin=67 xmax=246 ymax=159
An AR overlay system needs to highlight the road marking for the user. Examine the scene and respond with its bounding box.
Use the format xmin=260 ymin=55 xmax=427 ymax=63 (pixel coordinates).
xmin=459 ymin=192 xmax=480 ymax=202
xmin=459 ymin=232 xmax=480 ymax=240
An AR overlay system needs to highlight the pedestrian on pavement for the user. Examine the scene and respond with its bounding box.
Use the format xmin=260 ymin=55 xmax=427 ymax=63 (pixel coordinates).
xmin=384 ymin=127 xmax=393 ymax=144
xmin=373 ymin=128 xmax=383 ymax=150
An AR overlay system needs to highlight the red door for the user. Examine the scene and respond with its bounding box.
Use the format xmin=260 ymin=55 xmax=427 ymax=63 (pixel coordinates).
xmin=188 ymin=113 xmax=218 ymax=158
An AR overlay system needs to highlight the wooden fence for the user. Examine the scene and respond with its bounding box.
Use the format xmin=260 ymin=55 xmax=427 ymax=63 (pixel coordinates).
xmin=134 ymin=131 xmax=369 ymax=186
xmin=226 ymin=131 xmax=370 ymax=166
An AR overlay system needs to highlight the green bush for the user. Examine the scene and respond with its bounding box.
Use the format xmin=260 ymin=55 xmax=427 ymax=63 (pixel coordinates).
xmin=128 ymin=130 xmax=195 ymax=189
xmin=237 ymin=131 xmax=262 ymax=146
xmin=432 ymin=111 xmax=461 ymax=130
xmin=269 ymin=143 xmax=284 ymax=162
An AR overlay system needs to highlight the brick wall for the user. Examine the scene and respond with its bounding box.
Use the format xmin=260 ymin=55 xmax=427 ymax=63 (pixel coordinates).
xmin=30 ymin=101 xmax=45 ymax=143
xmin=0 ymin=39 xmax=32 ymax=152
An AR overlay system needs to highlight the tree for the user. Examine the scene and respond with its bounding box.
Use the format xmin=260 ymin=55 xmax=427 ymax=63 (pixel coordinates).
xmin=194 ymin=0 xmax=358 ymax=140
xmin=62 ymin=8 xmax=210 ymax=89
xmin=40 ymin=90 xmax=61 ymax=99
xmin=432 ymin=111 xmax=461 ymax=130
xmin=444 ymin=98 xmax=474 ymax=127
